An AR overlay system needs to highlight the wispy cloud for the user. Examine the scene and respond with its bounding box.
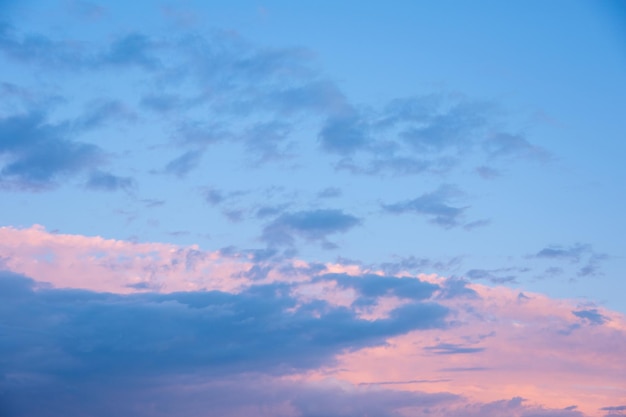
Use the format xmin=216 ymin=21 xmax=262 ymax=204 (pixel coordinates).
xmin=261 ymin=209 xmax=361 ymax=247
xmin=85 ymin=170 xmax=134 ymax=191
xmin=382 ymin=185 xmax=468 ymax=228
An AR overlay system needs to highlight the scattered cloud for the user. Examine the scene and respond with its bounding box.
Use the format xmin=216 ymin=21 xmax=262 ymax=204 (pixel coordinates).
xmin=261 ymin=209 xmax=361 ymax=247
xmin=484 ymin=132 xmax=550 ymax=161
xmin=75 ymin=98 xmax=136 ymax=130
xmin=475 ymin=165 xmax=501 ymax=179
xmin=466 ymin=268 xmax=518 ymax=284
xmin=317 ymin=186 xmax=342 ymax=199
xmin=382 ymin=185 xmax=468 ymax=228
xmin=534 ymin=244 xmax=608 ymax=278
xmin=0 ymin=111 xmax=103 ymax=189
xmin=85 ymin=170 xmax=134 ymax=191
xmin=424 ymin=342 xmax=486 ymax=355
xmin=572 ymin=308 xmax=610 ymax=326
xmin=319 ymin=113 xmax=369 ymax=155
xmin=163 ymin=150 xmax=203 ymax=177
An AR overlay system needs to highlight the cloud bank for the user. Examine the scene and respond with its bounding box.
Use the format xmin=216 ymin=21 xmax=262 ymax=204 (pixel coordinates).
xmin=0 ymin=226 xmax=624 ymax=417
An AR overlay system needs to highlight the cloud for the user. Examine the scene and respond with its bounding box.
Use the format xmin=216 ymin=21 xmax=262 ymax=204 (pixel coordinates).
xmin=0 ymin=270 xmax=448 ymax=393
xmin=424 ymin=342 xmax=486 ymax=355
xmin=241 ymin=121 xmax=292 ymax=162
xmin=475 ymin=165 xmax=501 ymax=179
xmin=0 ymin=23 xmax=551 ymax=188
xmin=75 ymin=99 xmax=136 ymax=130
xmin=382 ymin=185 xmax=467 ymax=228
xmin=261 ymin=209 xmax=361 ymax=247
xmin=466 ymin=268 xmax=518 ymax=284
xmin=0 ymin=226 xmax=625 ymax=416
xmin=0 ymin=22 xmax=86 ymax=68
xmin=163 ymin=150 xmax=203 ymax=177
xmin=572 ymin=308 xmax=609 ymax=325
xmin=319 ymin=113 xmax=369 ymax=155
xmin=101 ymin=33 xmax=160 ymax=70
xmin=0 ymin=111 xmax=103 ymax=189
xmin=536 ymin=244 xmax=591 ymax=262
xmin=398 ymin=100 xmax=486 ymax=154
xmin=140 ymin=93 xmax=184 ymax=113
xmin=317 ymin=186 xmax=342 ymax=199
xmin=484 ymin=132 xmax=550 ymax=161
xmin=85 ymin=170 xmax=134 ymax=191
xmin=534 ymin=243 xmax=607 ymax=278
xmin=318 ymin=273 xmax=439 ymax=303
xmin=65 ymin=0 xmax=106 ymax=20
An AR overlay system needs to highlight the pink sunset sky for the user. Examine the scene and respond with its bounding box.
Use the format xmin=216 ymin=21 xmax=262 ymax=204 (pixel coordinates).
xmin=2 ymin=1 xmax=625 ymax=416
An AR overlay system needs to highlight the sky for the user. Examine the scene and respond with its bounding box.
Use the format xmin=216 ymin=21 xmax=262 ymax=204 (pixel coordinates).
xmin=0 ymin=1 xmax=625 ymax=416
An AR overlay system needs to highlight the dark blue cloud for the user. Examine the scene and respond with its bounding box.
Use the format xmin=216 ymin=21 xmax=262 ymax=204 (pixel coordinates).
xmin=0 ymin=271 xmax=448 ymax=382
xmin=0 ymin=371 xmax=457 ymax=417
xmin=261 ymin=209 xmax=361 ymax=247
xmin=437 ymin=277 xmax=479 ymax=299
xmin=601 ymin=405 xmax=626 ymax=414
xmin=382 ymin=185 xmax=467 ymax=228
xmin=317 ymin=273 xmax=439 ymax=303
xmin=0 ymin=111 xmax=103 ymax=189
xmin=424 ymin=342 xmax=485 ymax=355
xmin=572 ymin=308 xmax=609 ymax=325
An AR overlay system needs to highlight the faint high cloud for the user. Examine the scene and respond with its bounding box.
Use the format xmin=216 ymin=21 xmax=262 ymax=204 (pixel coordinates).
xmin=319 ymin=95 xmax=549 ymax=177
xmin=484 ymin=132 xmax=551 ymax=161
xmin=534 ymin=243 xmax=607 ymax=278
xmin=317 ymin=186 xmax=342 ymax=199
xmin=75 ymin=98 xmax=136 ymax=130
xmin=261 ymin=209 xmax=361 ymax=248
xmin=163 ymin=150 xmax=203 ymax=177
xmin=85 ymin=170 xmax=134 ymax=192
xmin=319 ymin=113 xmax=369 ymax=155
xmin=466 ymin=268 xmax=519 ymax=284
xmin=65 ymin=0 xmax=106 ymax=20
xmin=382 ymin=185 xmax=468 ymax=228
xmin=536 ymin=243 xmax=591 ymax=262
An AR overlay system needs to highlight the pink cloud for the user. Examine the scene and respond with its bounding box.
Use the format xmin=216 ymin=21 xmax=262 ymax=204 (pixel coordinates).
xmin=1 ymin=225 xmax=624 ymax=416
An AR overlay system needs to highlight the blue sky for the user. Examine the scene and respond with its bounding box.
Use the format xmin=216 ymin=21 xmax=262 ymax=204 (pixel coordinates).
xmin=1 ymin=1 xmax=625 ymax=416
